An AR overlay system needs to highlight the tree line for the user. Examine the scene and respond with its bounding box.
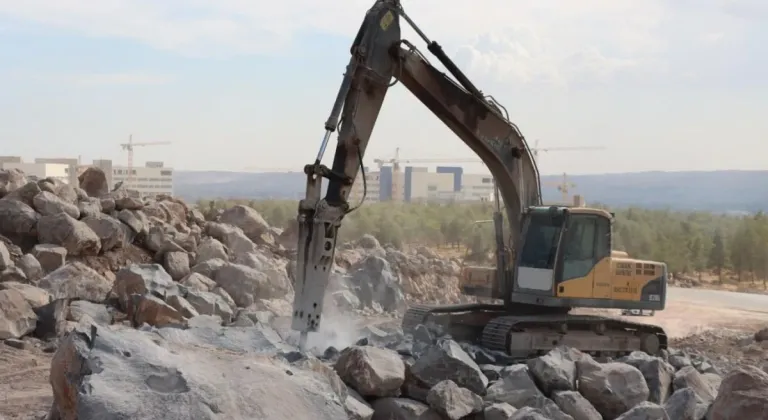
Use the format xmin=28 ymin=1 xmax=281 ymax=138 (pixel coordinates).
xmin=198 ymin=199 xmax=767 ymax=284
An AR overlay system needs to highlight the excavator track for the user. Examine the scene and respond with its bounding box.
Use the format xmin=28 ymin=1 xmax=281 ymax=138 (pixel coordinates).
xmin=403 ymin=305 xmax=667 ymax=360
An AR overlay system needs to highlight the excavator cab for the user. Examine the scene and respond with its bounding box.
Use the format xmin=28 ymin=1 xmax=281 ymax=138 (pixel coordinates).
xmin=509 ymin=206 xmax=667 ymax=315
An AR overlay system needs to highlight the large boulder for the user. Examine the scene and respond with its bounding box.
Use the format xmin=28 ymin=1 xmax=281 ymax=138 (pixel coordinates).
xmin=335 ymin=346 xmax=406 ymax=397
xmin=577 ymin=356 xmax=650 ymax=419
xmin=710 ymin=366 xmax=768 ymax=419
xmin=0 ymin=289 xmax=37 ymax=339
xmin=218 ymin=205 xmax=270 ymax=243
xmin=38 ymin=262 xmax=113 ymax=302
xmin=37 ymin=213 xmax=101 ymax=256
xmin=49 ymin=325 xmax=347 ymax=420
xmin=78 ymin=167 xmax=109 ymax=197
xmin=411 ymin=339 xmax=488 ymax=395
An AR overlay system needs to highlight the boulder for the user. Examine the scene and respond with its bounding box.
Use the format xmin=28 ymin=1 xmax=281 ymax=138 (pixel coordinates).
xmin=38 ymin=262 xmax=113 ymax=302
xmin=49 ymin=325 xmax=347 ymax=419
xmin=0 ymin=289 xmax=37 ymax=339
xmin=426 ymin=380 xmax=483 ymax=420
xmin=577 ymin=356 xmax=649 ymax=419
xmin=37 ymin=213 xmax=101 ymax=256
xmin=527 ymin=346 xmax=581 ymax=395
xmin=335 ymin=345 xmax=406 ymax=397
xmin=31 ymin=244 xmax=67 ymax=274
xmin=371 ymin=398 xmax=442 ymax=420
xmin=614 ymin=402 xmax=669 ymax=420
xmin=710 ymin=366 xmax=768 ymax=419
xmin=411 ymin=339 xmax=488 ymax=395
xmin=621 ymin=351 xmax=675 ymax=404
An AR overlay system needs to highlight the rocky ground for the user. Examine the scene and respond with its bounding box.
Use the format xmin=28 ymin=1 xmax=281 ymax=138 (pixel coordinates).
xmin=1 ymin=166 xmax=768 ymax=419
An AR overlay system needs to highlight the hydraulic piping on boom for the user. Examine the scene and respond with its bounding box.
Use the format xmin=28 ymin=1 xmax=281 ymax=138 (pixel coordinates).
xmin=291 ymin=0 xmax=669 ymax=359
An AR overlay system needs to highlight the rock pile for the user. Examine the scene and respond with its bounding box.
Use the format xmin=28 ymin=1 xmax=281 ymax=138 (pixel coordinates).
xmin=3 ymin=166 xmax=767 ymax=419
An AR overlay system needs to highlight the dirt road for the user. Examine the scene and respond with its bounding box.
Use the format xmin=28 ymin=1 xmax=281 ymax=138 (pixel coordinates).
xmin=2 ymin=286 xmax=768 ymax=418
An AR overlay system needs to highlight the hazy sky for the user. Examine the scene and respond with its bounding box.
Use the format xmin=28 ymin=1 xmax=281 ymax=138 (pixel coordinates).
xmin=0 ymin=0 xmax=766 ymax=175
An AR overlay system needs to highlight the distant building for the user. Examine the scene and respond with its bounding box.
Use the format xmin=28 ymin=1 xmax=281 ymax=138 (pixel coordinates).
xmin=0 ymin=162 xmax=71 ymax=184
xmin=1 ymin=156 xmax=173 ymax=197
xmin=111 ymin=162 xmax=173 ymax=197
xmin=349 ymin=165 xmax=495 ymax=203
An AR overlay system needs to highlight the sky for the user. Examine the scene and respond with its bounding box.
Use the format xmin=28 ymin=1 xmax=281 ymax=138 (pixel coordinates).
xmin=0 ymin=0 xmax=766 ymax=175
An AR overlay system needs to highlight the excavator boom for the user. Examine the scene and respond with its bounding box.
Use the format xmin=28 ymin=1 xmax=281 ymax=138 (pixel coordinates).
xmin=291 ymin=0 xmax=540 ymax=344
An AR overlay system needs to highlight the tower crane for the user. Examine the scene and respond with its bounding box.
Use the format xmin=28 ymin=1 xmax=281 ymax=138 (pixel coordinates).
xmin=119 ymin=134 xmax=171 ymax=185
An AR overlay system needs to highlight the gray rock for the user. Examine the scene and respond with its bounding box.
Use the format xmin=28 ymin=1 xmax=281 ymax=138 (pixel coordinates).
xmin=527 ymin=346 xmax=581 ymax=395
xmin=509 ymin=407 xmax=551 ymax=420
xmin=426 ymin=380 xmax=482 ymax=420
xmin=552 ymin=390 xmax=601 ymax=420
xmin=17 ymin=253 xmax=43 ymax=282
xmin=81 ymin=213 xmax=127 ymax=251
xmin=77 ymin=197 xmax=103 ymax=218
xmin=663 ymin=388 xmax=698 ymax=420
xmin=164 ymin=251 xmax=191 ymax=281
xmin=167 ymin=294 xmax=200 ymax=319
xmin=180 ymin=272 xmax=217 ymax=292
xmin=668 ymin=353 xmax=692 ymax=370
xmin=621 ymin=351 xmax=675 ymax=404
xmin=195 ymin=237 xmax=229 ymax=265
xmin=371 ymin=398 xmax=442 ymax=420
xmin=218 ymin=205 xmax=270 ymax=243
xmin=484 ymin=403 xmax=517 ymax=420
xmin=673 ymin=365 xmax=716 ymax=404
xmin=49 ymin=325 xmax=346 ymax=420
xmin=335 ymin=345 xmax=406 ymax=397
xmin=709 ymin=366 xmax=768 ymax=419
xmin=486 ymin=365 xmax=573 ymax=420
xmin=190 ymin=258 xmax=228 ymax=278
xmin=0 ymin=266 xmax=26 ymax=283
xmin=346 ymin=388 xmax=374 ymax=420
xmin=37 ymin=213 xmax=101 ymax=256
xmin=184 ymin=289 xmax=233 ymax=322
xmin=112 ymin=264 xmax=179 ymax=312
xmin=38 ymin=262 xmax=113 ymax=302
xmin=78 ymin=167 xmax=109 ymax=197
xmin=213 ymin=263 xmax=287 ymax=307
xmin=0 ymin=241 xmax=11 ymax=270
xmin=0 ymin=198 xmax=39 ymax=238
xmin=32 ymin=191 xmax=80 ymax=218
xmin=0 ymin=289 xmax=37 ymax=339
xmin=31 ymin=244 xmax=67 ymax=274
xmin=157 ymin=321 xmax=292 ymax=354
xmin=614 ymin=401 xmax=669 ymax=420
xmin=411 ymin=339 xmax=488 ymax=395
xmin=68 ymin=300 xmax=112 ymax=325
xmin=0 ymin=282 xmax=51 ymax=308
xmin=577 ymin=356 xmax=649 ymax=419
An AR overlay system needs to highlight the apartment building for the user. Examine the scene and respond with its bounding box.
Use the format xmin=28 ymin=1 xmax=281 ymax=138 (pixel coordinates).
xmin=112 ymin=161 xmax=173 ymax=196
xmin=349 ymin=165 xmax=496 ymax=203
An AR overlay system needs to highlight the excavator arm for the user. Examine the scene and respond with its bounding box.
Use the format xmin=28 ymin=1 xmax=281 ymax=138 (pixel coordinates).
xmin=291 ymin=0 xmax=541 ymax=346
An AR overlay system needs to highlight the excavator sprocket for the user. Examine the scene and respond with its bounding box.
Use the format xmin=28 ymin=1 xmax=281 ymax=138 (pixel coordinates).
xmin=403 ymin=305 xmax=668 ymax=360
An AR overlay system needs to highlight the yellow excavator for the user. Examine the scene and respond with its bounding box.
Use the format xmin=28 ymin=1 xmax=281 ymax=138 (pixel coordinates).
xmin=290 ymin=0 xmax=668 ymax=358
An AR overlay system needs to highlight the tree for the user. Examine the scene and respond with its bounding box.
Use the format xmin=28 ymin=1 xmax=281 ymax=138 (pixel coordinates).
xmin=708 ymin=229 xmax=727 ymax=283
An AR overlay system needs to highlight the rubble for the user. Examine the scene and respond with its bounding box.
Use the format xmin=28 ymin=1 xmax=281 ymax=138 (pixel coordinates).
xmin=3 ymin=166 xmax=768 ymax=419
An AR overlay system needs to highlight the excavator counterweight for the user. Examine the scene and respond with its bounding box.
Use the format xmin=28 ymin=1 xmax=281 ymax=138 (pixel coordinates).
xmin=291 ymin=0 xmax=669 ymax=359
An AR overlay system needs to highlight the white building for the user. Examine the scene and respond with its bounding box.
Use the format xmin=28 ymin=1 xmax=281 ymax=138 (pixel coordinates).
xmin=349 ymin=165 xmax=495 ymax=203
xmin=0 ymin=162 xmax=71 ymax=184
xmin=112 ymin=162 xmax=173 ymax=197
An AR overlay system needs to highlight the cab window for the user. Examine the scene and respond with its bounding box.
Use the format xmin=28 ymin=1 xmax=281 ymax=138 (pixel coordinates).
xmin=561 ymin=215 xmax=597 ymax=281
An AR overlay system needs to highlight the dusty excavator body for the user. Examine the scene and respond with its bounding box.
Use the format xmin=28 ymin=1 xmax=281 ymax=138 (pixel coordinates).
xmin=291 ymin=0 xmax=668 ymax=358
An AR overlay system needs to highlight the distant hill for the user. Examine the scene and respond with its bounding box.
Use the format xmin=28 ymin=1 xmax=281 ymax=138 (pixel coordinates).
xmin=174 ymin=170 xmax=767 ymax=213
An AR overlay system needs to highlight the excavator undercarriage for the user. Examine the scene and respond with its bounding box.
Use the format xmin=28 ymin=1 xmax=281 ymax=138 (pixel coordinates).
xmin=290 ymin=0 xmax=669 ymax=358
xmin=402 ymin=304 xmax=667 ymax=360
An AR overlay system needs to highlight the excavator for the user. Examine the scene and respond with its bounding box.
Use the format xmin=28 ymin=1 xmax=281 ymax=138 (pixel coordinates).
xmin=291 ymin=0 xmax=668 ymax=358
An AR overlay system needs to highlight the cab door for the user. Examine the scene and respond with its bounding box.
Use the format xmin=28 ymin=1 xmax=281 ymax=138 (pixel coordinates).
xmin=591 ymin=216 xmax=613 ymax=299
xmin=555 ymin=214 xmax=597 ymax=298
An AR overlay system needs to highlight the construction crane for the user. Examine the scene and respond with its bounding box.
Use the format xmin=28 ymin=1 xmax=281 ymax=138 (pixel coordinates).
xmin=544 ymin=172 xmax=577 ymax=204
xmin=119 ymin=135 xmax=171 ymax=185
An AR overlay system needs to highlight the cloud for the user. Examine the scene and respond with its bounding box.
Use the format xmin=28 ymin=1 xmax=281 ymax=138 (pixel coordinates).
xmin=0 ymin=0 xmax=756 ymax=85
